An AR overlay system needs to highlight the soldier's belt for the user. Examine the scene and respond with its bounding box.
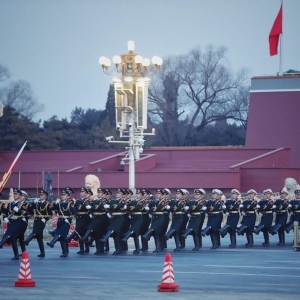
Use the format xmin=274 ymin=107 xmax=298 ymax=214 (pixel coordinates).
xmin=142 ymin=212 xmax=148 ymax=214
xmin=262 ymin=211 xmax=272 ymax=214
xmin=58 ymin=216 xmax=73 ymax=220
xmin=77 ymin=212 xmax=88 ymax=215
xmin=162 ymin=211 xmax=168 ymax=214
xmin=229 ymin=211 xmax=239 ymax=213
xmin=36 ymin=215 xmax=51 ymax=218
xmin=208 ymin=212 xmax=221 ymax=215
xmin=191 ymin=212 xmax=201 ymax=215
xmin=245 ymin=211 xmax=255 ymax=213
xmin=93 ymin=212 xmax=106 ymax=215
xmin=131 ymin=212 xmax=142 ymax=215
xmin=278 ymin=210 xmax=287 ymax=213
xmin=152 ymin=212 xmax=164 ymax=215
xmin=10 ymin=216 xmax=22 ymax=220
xmin=112 ymin=212 xmax=125 ymax=216
xmin=294 ymin=210 xmax=300 ymax=213
xmin=173 ymin=212 xmax=184 ymax=214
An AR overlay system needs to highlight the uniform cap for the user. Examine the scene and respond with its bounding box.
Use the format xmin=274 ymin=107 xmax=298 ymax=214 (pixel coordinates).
xmin=65 ymin=187 xmax=74 ymax=194
xmin=127 ymin=189 xmax=133 ymax=195
xmin=231 ymin=189 xmax=240 ymax=195
xmin=21 ymin=190 xmax=28 ymax=197
xmin=212 ymin=189 xmax=222 ymax=195
xmin=13 ymin=188 xmax=22 ymax=195
xmin=61 ymin=189 xmax=71 ymax=196
xmin=156 ymin=189 xmax=165 ymax=195
xmin=194 ymin=188 xmax=206 ymax=195
xmin=263 ymin=189 xmax=273 ymax=195
xmin=280 ymin=187 xmax=288 ymax=194
xmin=40 ymin=189 xmax=49 ymax=196
xmin=105 ymin=189 xmax=112 ymax=195
xmin=97 ymin=188 xmax=106 ymax=193
xmin=86 ymin=188 xmax=93 ymax=196
xmin=176 ymin=189 xmax=185 ymax=195
xmin=247 ymin=189 xmax=257 ymax=195
xmin=80 ymin=187 xmax=88 ymax=193
xmin=163 ymin=188 xmax=171 ymax=195
xmin=295 ymin=189 xmax=300 ymax=195
xmin=136 ymin=189 xmax=144 ymax=196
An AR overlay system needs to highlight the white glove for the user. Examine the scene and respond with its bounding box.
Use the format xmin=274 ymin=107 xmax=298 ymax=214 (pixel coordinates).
xmin=273 ymin=212 xmax=276 ymax=216
xmin=165 ymin=205 xmax=171 ymax=210
xmin=187 ymin=213 xmax=191 ymax=218
xmin=288 ymin=204 xmax=292 ymax=208
xmin=104 ymin=204 xmax=110 ymax=209
xmin=205 ymin=213 xmax=208 ymax=217
xmin=128 ymin=215 xmax=132 ymax=219
xmin=201 ymin=206 xmax=207 ymax=211
xmin=123 ymin=205 xmax=127 ymax=210
xmin=55 ymin=199 xmax=60 ymax=204
xmin=169 ymin=212 xmax=172 ymax=217
xmin=225 ymin=212 xmax=229 ymax=216
xmin=272 ymin=205 xmax=276 ymax=209
xmin=241 ymin=211 xmax=246 ymax=216
xmin=222 ymin=205 xmax=226 ymax=209
xmin=13 ymin=206 xmax=19 ymax=212
xmin=290 ymin=212 xmax=293 ymax=215
xmin=239 ymin=204 xmax=243 ymax=208
xmin=183 ymin=206 xmax=189 ymax=211
xmin=65 ymin=219 xmax=69 ymax=223
xmin=256 ymin=205 xmax=260 ymax=209
xmin=41 ymin=218 xmax=46 ymax=223
xmin=149 ymin=214 xmax=152 ymax=218
xmin=22 ymin=217 xmax=26 ymax=222
xmin=144 ymin=206 xmax=149 ymax=211
xmin=107 ymin=213 xmax=111 ymax=218
xmin=86 ymin=205 xmax=91 ymax=209
xmin=34 ymin=199 xmax=39 ymax=204
xmin=56 ymin=213 xmax=59 ymax=216
xmin=259 ymin=212 xmax=262 ymax=217
xmin=4 ymin=217 xmax=9 ymax=223
xmin=89 ymin=214 xmax=93 ymax=218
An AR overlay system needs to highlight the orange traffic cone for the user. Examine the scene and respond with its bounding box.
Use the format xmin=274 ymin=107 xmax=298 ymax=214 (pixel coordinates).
xmin=68 ymin=224 xmax=78 ymax=247
xmin=14 ymin=251 xmax=35 ymax=287
xmin=157 ymin=253 xmax=179 ymax=292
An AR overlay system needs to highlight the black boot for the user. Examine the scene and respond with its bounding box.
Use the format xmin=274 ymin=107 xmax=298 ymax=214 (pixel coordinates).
xmin=84 ymin=242 xmax=90 ymax=253
xmin=215 ymin=232 xmax=221 ymax=248
xmin=24 ymin=233 xmax=35 ymax=246
xmin=210 ymin=233 xmax=218 ymax=250
xmin=245 ymin=231 xmax=253 ymax=248
xmin=112 ymin=236 xmax=122 ymax=255
xmin=164 ymin=228 xmax=175 ymax=240
xmin=277 ymin=228 xmax=285 ymax=246
xmin=142 ymin=229 xmax=153 ymax=241
xmin=140 ymin=238 xmax=148 ymax=251
xmin=94 ymin=240 xmax=104 ymax=255
xmin=262 ymin=229 xmax=270 ymax=247
xmin=88 ymin=236 xmax=95 ymax=247
xmin=77 ymin=241 xmax=85 ymax=255
xmin=66 ymin=231 xmax=77 ymax=243
xmin=182 ymin=228 xmax=193 ymax=239
xmin=271 ymin=223 xmax=281 ymax=235
xmin=174 ymin=233 xmax=181 ymax=252
xmin=236 ymin=225 xmax=247 ymax=236
xmin=0 ymin=235 xmax=10 ymax=249
xmin=37 ymin=239 xmax=45 ymax=257
xmin=100 ymin=230 xmax=113 ymax=243
xmin=153 ymin=234 xmax=161 ymax=253
xmin=60 ymin=240 xmax=68 ymax=257
xmin=133 ymin=237 xmax=141 ymax=254
xmin=121 ymin=230 xmax=133 ymax=243
xmin=79 ymin=230 xmax=92 ymax=242
xmin=11 ymin=241 xmax=19 ymax=260
xmin=19 ymin=240 xmax=26 ymax=256
xmin=201 ymin=226 xmax=211 ymax=237
xmin=253 ymin=224 xmax=264 ymax=235
xmin=218 ymin=224 xmax=230 ymax=238
xmin=104 ymin=239 xmax=109 ymax=251
xmin=47 ymin=234 xmax=60 ymax=248
xmin=180 ymin=234 xmax=185 ymax=249
xmin=192 ymin=235 xmax=200 ymax=251
xmin=284 ymin=221 xmax=294 ymax=234
xmin=229 ymin=234 xmax=236 ymax=248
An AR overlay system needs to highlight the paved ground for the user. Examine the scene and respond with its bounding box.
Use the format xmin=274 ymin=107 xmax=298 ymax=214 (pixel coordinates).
xmin=0 ymin=233 xmax=299 ymax=300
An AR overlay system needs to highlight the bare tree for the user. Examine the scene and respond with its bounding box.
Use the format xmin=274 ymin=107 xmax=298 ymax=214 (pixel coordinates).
xmin=0 ymin=64 xmax=10 ymax=82
xmin=148 ymin=45 xmax=250 ymax=146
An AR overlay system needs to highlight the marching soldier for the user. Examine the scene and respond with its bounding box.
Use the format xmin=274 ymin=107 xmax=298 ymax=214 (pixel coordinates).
xmin=179 ymin=189 xmax=190 ymax=249
xmin=120 ymin=189 xmax=132 ymax=252
xmin=121 ymin=188 xmax=145 ymax=254
xmin=237 ymin=189 xmax=258 ymax=247
xmin=142 ymin=189 xmax=169 ymax=252
xmin=24 ymin=189 xmax=52 ymax=257
xmin=201 ymin=189 xmax=224 ymax=250
xmin=182 ymin=188 xmax=206 ymax=250
xmin=218 ymin=189 xmax=242 ymax=248
xmin=253 ymin=189 xmax=275 ymax=247
xmin=161 ymin=188 xmax=172 ymax=250
xmin=139 ymin=189 xmax=152 ymax=251
xmin=100 ymin=188 xmax=127 ymax=255
xmin=46 ymin=189 xmax=76 ymax=257
xmin=165 ymin=189 xmax=186 ymax=252
xmin=285 ymin=187 xmax=300 ymax=234
xmin=271 ymin=187 xmax=289 ymax=245
xmin=0 ymin=188 xmax=27 ymax=260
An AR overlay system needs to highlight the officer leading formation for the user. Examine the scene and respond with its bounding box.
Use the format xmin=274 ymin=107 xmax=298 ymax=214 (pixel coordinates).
xmin=0 ymin=185 xmax=300 ymax=260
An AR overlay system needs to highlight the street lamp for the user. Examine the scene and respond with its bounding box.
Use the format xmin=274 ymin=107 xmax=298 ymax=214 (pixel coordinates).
xmin=99 ymin=41 xmax=162 ymax=195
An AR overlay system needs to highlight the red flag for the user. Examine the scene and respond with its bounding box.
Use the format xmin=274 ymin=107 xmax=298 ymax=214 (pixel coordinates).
xmin=269 ymin=4 xmax=283 ymax=56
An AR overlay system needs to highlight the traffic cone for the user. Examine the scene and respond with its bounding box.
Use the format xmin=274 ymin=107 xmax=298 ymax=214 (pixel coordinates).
xmin=14 ymin=251 xmax=36 ymax=287
xmin=68 ymin=224 xmax=78 ymax=247
xmin=157 ymin=253 xmax=179 ymax=292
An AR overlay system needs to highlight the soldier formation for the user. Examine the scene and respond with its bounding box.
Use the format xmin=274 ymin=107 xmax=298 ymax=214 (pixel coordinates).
xmin=0 ymin=185 xmax=300 ymax=260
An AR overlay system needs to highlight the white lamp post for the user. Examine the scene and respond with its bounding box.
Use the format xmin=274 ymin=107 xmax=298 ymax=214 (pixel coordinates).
xmin=99 ymin=41 xmax=162 ymax=195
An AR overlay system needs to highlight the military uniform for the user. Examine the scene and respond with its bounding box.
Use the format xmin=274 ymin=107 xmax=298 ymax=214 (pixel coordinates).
xmin=219 ymin=189 xmax=241 ymax=248
xmin=139 ymin=190 xmax=152 ymax=251
xmin=271 ymin=188 xmax=289 ymax=245
xmin=285 ymin=188 xmax=300 ymax=233
xmin=182 ymin=188 xmax=206 ymax=250
xmin=0 ymin=189 xmax=28 ymax=260
xmin=25 ymin=189 xmax=52 ymax=257
xmin=47 ymin=189 xmax=76 ymax=257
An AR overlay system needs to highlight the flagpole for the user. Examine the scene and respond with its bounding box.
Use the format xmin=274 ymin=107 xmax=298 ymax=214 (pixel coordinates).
xmin=279 ymin=0 xmax=283 ymax=75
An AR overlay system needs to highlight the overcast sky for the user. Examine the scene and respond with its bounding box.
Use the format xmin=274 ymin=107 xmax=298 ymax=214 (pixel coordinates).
xmin=0 ymin=0 xmax=299 ymax=122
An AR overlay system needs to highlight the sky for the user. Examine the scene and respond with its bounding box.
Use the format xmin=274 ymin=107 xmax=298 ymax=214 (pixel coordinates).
xmin=0 ymin=0 xmax=299 ymax=122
